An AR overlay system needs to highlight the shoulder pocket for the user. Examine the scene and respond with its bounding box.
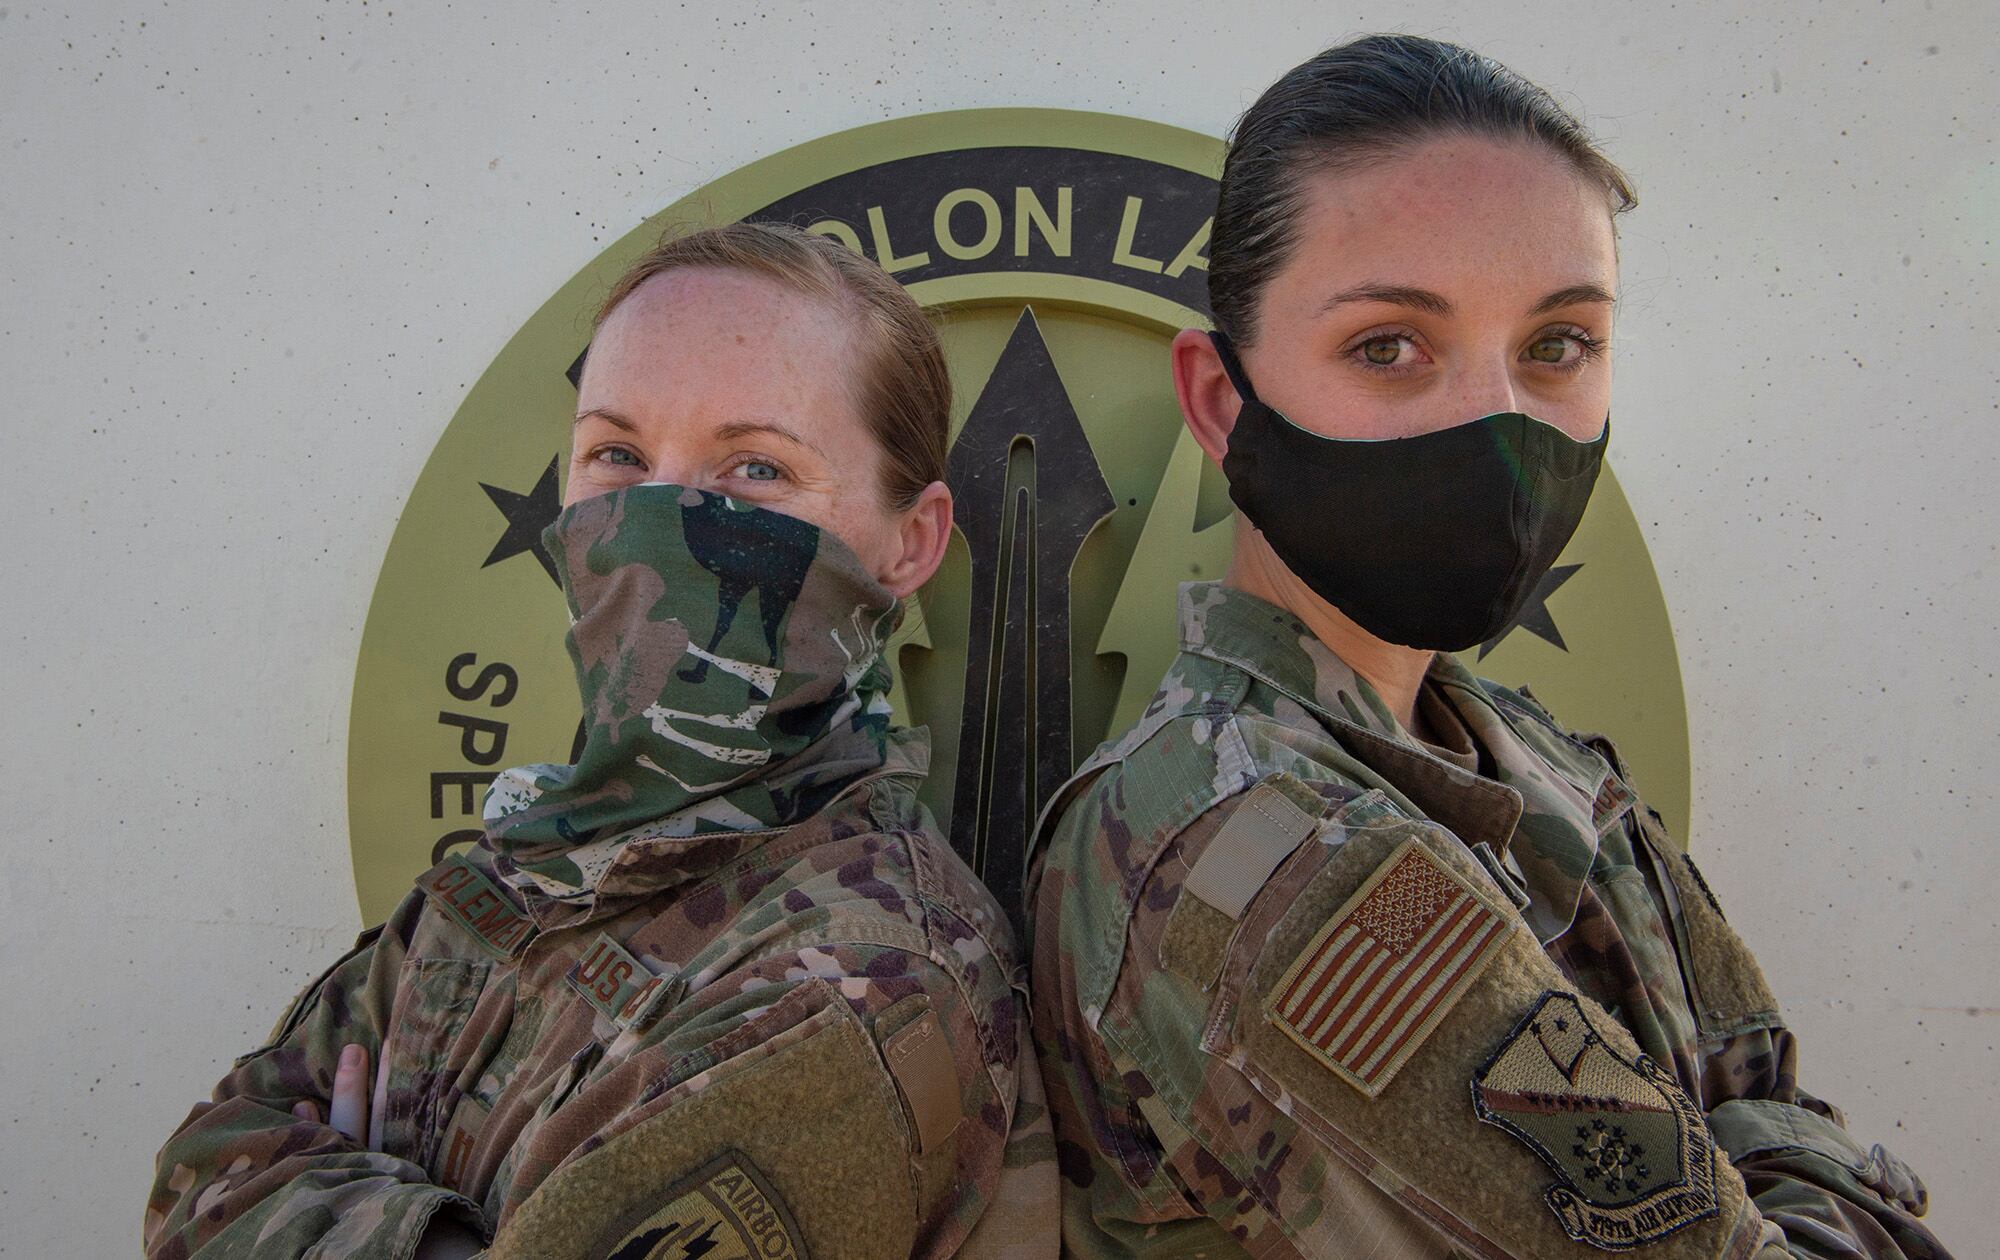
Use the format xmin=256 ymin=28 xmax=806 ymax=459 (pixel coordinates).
xmin=1192 ymin=813 xmax=1770 ymax=1259
xmin=490 ymin=984 xmax=920 ymax=1260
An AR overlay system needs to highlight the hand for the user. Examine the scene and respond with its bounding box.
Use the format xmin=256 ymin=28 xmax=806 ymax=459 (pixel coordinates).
xmin=291 ymin=1042 xmax=371 ymax=1144
xmin=291 ymin=1043 xmax=488 ymax=1256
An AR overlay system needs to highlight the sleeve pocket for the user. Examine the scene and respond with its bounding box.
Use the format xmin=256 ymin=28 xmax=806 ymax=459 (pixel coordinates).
xmin=489 ymin=988 xmax=920 ymax=1260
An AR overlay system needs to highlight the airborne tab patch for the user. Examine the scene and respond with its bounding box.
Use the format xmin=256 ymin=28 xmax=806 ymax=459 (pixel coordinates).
xmin=1268 ymin=837 xmax=1509 ymax=1097
xmin=1473 ymin=991 xmax=1720 ymax=1250
xmin=600 ymin=1151 xmax=808 ymax=1260
xmin=567 ymin=933 xmax=680 ymax=1033
xmin=417 ymin=854 xmax=535 ymax=959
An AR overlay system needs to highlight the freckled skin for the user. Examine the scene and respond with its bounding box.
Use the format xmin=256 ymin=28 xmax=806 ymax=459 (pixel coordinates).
xmin=1183 ymin=136 xmax=1619 ymax=445
xmin=567 ymin=267 xmax=950 ymax=599
xmin=1170 ymin=136 xmax=1622 ymax=732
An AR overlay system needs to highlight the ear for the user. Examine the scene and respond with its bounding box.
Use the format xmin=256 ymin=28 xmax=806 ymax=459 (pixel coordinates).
xmin=877 ymin=480 xmax=954 ymax=599
xmin=1171 ymin=327 xmax=1243 ymax=467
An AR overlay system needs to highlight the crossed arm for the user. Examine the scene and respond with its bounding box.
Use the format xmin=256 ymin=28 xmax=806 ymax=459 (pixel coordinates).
xmin=289 ymin=1044 xmax=484 ymax=1260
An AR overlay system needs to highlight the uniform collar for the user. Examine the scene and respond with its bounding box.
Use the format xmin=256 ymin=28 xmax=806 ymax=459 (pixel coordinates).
xmin=1176 ymin=582 xmax=1621 ymax=942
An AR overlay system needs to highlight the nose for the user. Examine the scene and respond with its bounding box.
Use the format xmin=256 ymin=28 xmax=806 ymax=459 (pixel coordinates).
xmin=1450 ymin=360 xmax=1520 ymax=426
xmin=641 ymin=448 xmax=707 ymax=490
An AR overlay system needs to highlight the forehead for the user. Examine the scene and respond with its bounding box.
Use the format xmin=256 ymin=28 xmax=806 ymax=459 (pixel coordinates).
xmin=578 ymin=266 xmax=861 ymax=407
xmin=1278 ymin=136 xmax=1617 ymax=301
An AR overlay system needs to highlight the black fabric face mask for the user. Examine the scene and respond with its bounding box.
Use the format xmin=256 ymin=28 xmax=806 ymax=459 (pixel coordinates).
xmin=1211 ymin=331 xmax=1608 ymax=652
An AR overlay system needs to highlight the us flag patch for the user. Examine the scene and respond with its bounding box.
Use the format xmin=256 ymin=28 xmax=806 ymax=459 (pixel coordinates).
xmin=1269 ymin=838 xmax=1511 ymax=1097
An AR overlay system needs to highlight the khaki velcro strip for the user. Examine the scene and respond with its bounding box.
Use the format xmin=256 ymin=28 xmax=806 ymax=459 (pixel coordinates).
xmin=881 ymin=1009 xmax=962 ymax=1155
xmin=1183 ymin=780 xmax=1317 ymax=920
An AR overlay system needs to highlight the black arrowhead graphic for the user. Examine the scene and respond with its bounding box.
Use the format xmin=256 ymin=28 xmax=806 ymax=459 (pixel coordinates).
xmin=945 ymin=308 xmax=1114 ymax=929
xmin=479 ymin=456 xmax=563 ymax=586
xmin=1478 ymin=563 xmax=1582 ymax=660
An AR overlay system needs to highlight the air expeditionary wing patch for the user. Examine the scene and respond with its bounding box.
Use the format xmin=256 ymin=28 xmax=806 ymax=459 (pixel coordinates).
xmin=1269 ymin=836 xmax=1509 ymax=1097
xmin=598 ymin=1150 xmax=808 ymax=1260
xmin=1473 ymin=991 xmax=1719 ymax=1250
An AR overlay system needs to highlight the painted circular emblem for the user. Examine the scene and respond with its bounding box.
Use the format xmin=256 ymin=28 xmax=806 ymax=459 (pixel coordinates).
xmin=347 ymin=110 xmax=1690 ymax=922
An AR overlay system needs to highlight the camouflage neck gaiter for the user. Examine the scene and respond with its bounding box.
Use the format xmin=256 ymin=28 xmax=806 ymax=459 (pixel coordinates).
xmin=483 ymin=482 xmax=902 ymax=905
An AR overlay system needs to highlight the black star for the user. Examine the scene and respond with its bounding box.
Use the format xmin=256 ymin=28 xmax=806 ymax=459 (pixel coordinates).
xmin=1478 ymin=564 xmax=1583 ymax=661
xmin=479 ymin=455 xmax=563 ymax=586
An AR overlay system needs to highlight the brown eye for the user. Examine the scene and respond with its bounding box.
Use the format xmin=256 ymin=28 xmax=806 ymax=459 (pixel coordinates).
xmin=1527 ymin=335 xmax=1573 ymax=364
xmin=1362 ymin=337 xmax=1404 ymax=366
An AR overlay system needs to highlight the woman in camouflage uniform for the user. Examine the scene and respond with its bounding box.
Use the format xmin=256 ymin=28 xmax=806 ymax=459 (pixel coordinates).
xmin=1027 ymin=35 xmax=1949 ymax=1260
xmin=147 ymin=223 xmax=1051 ymax=1260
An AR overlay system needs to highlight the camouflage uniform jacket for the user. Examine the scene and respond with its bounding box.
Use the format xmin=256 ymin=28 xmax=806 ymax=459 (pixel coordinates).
xmin=1027 ymin=582 xmax=1947 ymax=1260
xmin=147 ymin=728 xmax=1055 ymax=1260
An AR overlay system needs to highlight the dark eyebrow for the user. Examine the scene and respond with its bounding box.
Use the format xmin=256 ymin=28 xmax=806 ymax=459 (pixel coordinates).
xmin=1320 ymin=282 xmax=1618 ymax=320
xmin=573 ymin=408 xmax=636 ymax=431
xmin=714 ymin=420 xmax=828 ymax=460
xmin=1529 ymin=284 xmax=1617 ymax=316
xmin=1321 ymin=284 xmax=1453 ymax=317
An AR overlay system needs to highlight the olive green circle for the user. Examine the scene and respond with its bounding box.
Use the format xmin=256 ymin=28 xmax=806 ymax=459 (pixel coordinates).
xmin=347 ymin=109 xmax=1691 ymax=924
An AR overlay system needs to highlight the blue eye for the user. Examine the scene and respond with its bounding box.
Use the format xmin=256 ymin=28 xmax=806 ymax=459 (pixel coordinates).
xmin=736 ymin=460 xmax=782 ymax=482
xmin=597 ymin=447 xmax=641 ymax=467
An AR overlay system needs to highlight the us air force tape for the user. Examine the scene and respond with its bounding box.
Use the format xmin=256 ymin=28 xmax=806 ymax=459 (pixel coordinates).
xmin=567 ymin=933 xmax=683 ymax=1035
xmin=435 ymin=1096 xmax=489 ymax=1192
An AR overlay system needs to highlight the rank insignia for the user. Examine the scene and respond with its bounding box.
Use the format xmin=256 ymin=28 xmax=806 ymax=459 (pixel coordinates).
xmin=1473 ymin=991 xmax=1720 ymax=1250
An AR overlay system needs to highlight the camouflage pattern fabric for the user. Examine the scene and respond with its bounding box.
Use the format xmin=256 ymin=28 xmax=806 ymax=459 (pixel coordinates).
xmin=1026 ymin=581 xmax=1950 ymax=1260
xmin=146 ymin=487 xmax=1048 ymax=1260
xmin=487 ymin=483 xmax=905 ymax=904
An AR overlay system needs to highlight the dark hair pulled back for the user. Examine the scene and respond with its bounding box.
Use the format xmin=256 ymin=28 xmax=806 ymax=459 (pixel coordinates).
xmin=1210 ymin=33 xmax=1636 ymax=345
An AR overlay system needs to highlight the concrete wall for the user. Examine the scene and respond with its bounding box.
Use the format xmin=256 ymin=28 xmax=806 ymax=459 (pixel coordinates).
xmin=1 ymin=1 xmax=1991 ymax=1254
